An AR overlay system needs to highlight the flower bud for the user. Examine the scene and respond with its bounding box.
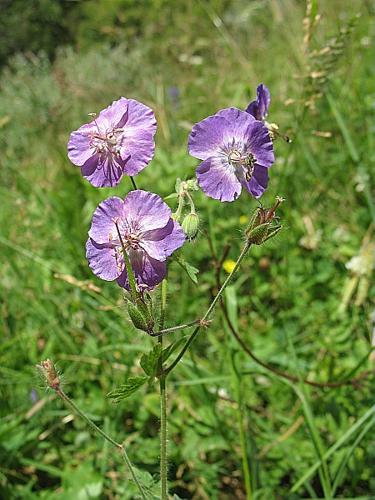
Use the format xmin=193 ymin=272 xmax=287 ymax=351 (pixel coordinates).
xmin=127 ymin=302 xmax=152 ymax=333
xmin=182 ymin=212 xmax=199 ymax=240
xmin=185 ymin=179 xmax=199 ymax=191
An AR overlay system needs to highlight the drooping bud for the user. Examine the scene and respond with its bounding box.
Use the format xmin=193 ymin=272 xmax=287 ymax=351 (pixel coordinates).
xmin=182 ymin=212 xmax=199 ymax=240
xmin=36 ymin=359 xmax=60 ymax=390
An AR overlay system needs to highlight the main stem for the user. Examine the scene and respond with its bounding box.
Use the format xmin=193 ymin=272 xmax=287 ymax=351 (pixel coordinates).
xmin=159 ymin=279 xmax=168 ymax=499
xmin=55 ymin=388 xmax=147 ymax=500
xmin=159 ymin=372 xmax=168 ymax=499
xmin=165 ymin=241 xmax=251 ymax=375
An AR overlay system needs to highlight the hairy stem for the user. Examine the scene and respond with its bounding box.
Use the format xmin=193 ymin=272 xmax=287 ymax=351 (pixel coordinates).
xmin=164 ymin=241 xmax=251 ymax=375
xmin=55 ymin=388 xmax=147 ymax=500
xmin=159 ymin=373 xmax=168 ymax=499
xmin=149 ymin=319 xmax=202 ymax=337
xmin=158 ymin=279 xmax=168 ymax=499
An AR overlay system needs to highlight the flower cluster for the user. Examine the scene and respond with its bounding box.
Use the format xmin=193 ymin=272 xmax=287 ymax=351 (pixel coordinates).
xmin=68 ymin=84 xmax=277 ymax=290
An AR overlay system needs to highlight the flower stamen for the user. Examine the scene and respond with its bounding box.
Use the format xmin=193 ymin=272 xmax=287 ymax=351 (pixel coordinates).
xmin=228 ymin=149 xmax=256 ymax=181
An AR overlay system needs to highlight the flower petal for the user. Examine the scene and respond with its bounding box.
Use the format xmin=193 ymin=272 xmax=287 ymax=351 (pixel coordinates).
xmin=247 ymin=121 xmax=274 ymax=167
xmin=256 ymin=84 xmax=271 ymax=119
xmin=188 ymin=115 xmax=230 ymax=161
xmin=220 ymin=108 xmax=257 ymax=146
xmin=122 ymin=130 xmax=156 ymax=176
xmin=67 ymin=123 xmax=96 ymax=167
xmin=242 ymin=165 xmax=269 ymax=198
xmin=246 ymin=84 xmax=270 ymax=120
xmin=196 ymin=156 xmax=242 ymax=202
xmin=86 ymin=238 xmax=121 ymax=281
xmin=117 ymin=251 xmax=167 ymax=290
xmin=124 ymin=99 xmax=157 ymax=131
xmin=88 ymin=197 xmax=124 ymax=244
xmin=189 ymin=108 xmax=256 ymax=161
xmin=82 ymin=155 xmax=127 ymax=188
xmin=140 ymin=219 xmax=186 ymax=260
xmin=217 ymin=107 xmax=256 ymax=128
xmin=96 ymin=97 xmax=129 ymax=130
xmin=123 ymin=190 xmax=171 ymax=232
xmin=245 ymin=100 xmax=259 ymax=119
xmin=120 ymin=99 xmax=157 ymax=175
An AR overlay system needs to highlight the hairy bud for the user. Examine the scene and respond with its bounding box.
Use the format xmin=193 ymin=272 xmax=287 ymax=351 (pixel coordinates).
xmin=127 ymin=301 xmax=154 ymax=333
xmin=182 ymin=212 xmax=199 ymax=240
xmin=36 ymin=359 xmax=60 ymax=390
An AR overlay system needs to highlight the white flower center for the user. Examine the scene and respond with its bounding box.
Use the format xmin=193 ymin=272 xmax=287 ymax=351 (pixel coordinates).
xmin=228 ymin=148 xmax=256 ymax=181
xmin=91 ymin=127 xmax=124 ymax=156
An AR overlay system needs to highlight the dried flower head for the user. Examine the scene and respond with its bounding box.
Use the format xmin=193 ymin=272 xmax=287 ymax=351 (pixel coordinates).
xmin=68 ymin=97 xmax=157 ymax=187
xmin=188 ymin=107 xmax=274 ymax=202
xmin=86 ymin=190 xmax=185 ymax=291
xmin=36 ymin=359 xmax=60 ymax=390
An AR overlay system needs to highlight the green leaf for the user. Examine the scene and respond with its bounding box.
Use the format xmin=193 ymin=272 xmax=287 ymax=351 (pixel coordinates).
xmin=175 ymin=255 xmax=199 ymax=284
xmin=225 ymin=285 xmax=238 ymax=331
xmin=107 ymin=376 xmax=148 ymax=403
xmin=163 ymin=192 xmax=178 ymax=201
xmin=140 ymin=344 xmax=162 ymax=377
xmin=327 ymin=92 xmax=359 ymax=163
xmin=291 ymin=405 xmax=375 ymax=493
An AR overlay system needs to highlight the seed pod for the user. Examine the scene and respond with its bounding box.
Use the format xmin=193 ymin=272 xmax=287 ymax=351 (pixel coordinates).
xmin=245 ymin=222 xmax=270 ymax=245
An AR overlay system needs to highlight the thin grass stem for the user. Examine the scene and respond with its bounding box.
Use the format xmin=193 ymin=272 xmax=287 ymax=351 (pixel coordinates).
xmin=285 ymin=335 xmax=332 ymax=498
xmin=55 ymin=388 xmax=147 ymax=500
xmin=231 ymin=353 xmax=253 ymax=499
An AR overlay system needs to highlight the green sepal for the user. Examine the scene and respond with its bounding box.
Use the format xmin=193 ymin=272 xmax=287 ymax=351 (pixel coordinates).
xmin=127 ymin=302 xmax=150 ymax=333
xmin=262 ymin=225 xmax=283 ymax=243
xmin=246 ymin=207 xmax=261 ymax=232
xmin=245 ymin=222 xmax=270 ymax=245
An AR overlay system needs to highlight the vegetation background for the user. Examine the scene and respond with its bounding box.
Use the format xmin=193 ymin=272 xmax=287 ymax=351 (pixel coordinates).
xmin=0 ymin=0 xmax=374 ymax=498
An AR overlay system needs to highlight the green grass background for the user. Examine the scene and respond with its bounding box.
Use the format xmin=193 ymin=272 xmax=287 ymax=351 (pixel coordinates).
xmin=0 ymin=0 xmax=374 ymax=498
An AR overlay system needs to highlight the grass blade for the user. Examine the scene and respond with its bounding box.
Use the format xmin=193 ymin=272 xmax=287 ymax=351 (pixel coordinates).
xmin=291 ymin=405 xmax=375 ymax=493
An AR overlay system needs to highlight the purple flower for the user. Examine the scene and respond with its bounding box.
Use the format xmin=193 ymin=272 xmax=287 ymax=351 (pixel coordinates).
xmin=68 ymin=98 xmax=157 ymax=188
xmin=188 ymin=107 xmax=274 ymax=202
xmin=86 ymin=190 xmax=185 ymax=291
xmin=246 ymin=84 xmax=271 ymax=121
